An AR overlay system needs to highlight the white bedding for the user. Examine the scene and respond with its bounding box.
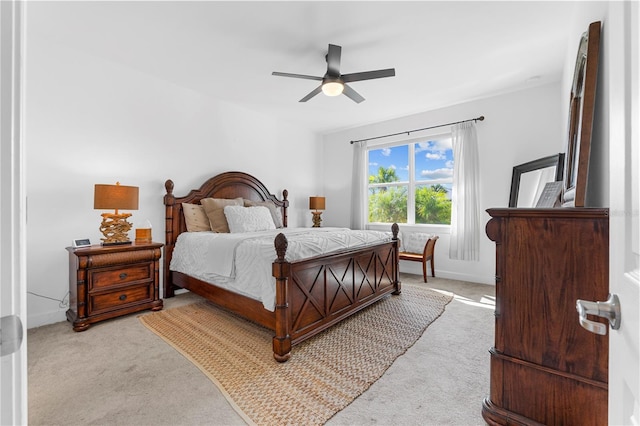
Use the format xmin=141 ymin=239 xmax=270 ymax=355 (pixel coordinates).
xmin=169 ymin=227 xmax=392 ymax=311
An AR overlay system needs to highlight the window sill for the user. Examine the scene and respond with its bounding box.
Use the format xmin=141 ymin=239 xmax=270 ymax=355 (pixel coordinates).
xmin=366 ymin=223 xmax=451 ymax=235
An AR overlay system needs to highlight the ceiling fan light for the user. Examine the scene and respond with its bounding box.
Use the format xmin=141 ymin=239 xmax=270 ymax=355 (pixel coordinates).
xmin=322 ymin=81 xmax=344 ymax=97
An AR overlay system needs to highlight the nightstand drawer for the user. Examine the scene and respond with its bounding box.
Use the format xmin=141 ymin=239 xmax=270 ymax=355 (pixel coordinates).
xmin=89 ymin=284 xmax=152 ymax=314
xmin=89 ymin=263 xmax=152 ymax=290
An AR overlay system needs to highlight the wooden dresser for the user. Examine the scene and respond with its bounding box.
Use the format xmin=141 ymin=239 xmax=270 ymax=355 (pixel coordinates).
xmin=67 ymin=242 xmax=163 ymax=331
xmin=483 ymin=208 xmax=609 ymax=425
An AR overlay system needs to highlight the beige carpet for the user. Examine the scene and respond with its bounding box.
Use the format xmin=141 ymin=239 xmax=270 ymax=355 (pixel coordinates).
xmin=139 ymin=285 xmax=452 ymax=426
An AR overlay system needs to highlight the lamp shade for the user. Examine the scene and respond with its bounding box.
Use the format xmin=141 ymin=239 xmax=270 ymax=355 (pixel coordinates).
xmin=94 ymin=183 xmax=139 ymax=210
xmin=309 ymin=196 xmax=326 ymax=211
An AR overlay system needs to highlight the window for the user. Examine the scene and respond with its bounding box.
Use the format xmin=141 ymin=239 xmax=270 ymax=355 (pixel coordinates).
xmin=367 ymin=134 xmax=453 ymax=225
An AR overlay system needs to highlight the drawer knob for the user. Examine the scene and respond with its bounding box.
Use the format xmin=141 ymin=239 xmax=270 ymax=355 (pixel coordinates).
xmin=119 ymin=294 xmax=127 ymax=301
xmin=119 ymin=273 xmax=128 ymax=280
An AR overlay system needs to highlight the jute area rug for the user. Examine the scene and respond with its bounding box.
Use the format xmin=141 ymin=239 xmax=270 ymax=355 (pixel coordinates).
xmin=139 ymin=285 xmax=452 ymax=426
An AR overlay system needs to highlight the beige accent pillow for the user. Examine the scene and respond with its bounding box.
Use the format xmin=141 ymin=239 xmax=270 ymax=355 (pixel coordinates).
xmin=181 ymin=203 xmax=211 ymax=232
xmin=200 ymin=197 xmax=244 ymax=233
xmin=243 ymin=199 xmax=283 ymax=228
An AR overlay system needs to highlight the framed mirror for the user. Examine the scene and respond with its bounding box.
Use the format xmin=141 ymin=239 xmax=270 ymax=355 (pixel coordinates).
xmin=509 ymin=153 xmax=565 ymax=207
xmin=562 ymin=21 xmax=601 ymax=207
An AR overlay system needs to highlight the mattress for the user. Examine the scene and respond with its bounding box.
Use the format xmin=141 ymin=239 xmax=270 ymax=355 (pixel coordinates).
xmin=169 ymin=227 xmax=392 ymax=311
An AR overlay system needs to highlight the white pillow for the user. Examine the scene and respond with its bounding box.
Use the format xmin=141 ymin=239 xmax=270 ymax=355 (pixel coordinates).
xmin=223 ymin=205 xmax=276 ymax=233
xmin=398 ymin=231 xmax=405 ymax=251
xmin=243 ymin=199 xmax=284 ymax=228
xmin=402 ymin=232 xmax=434 ymax=254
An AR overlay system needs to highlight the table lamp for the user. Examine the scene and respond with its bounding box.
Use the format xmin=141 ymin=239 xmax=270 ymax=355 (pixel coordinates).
xmin=94 ymin=182 xmax=139 ymax=245
xmin=309 ymin=196 xmax=325 ymax=228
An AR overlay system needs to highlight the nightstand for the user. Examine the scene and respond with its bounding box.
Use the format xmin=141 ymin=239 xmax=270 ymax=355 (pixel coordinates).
xmin=66 ymin=242 xmax=164 ymax=331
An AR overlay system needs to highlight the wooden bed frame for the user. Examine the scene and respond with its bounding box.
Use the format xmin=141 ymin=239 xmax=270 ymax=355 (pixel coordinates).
xmin=163 ymin=171 xmax=401 ymax=362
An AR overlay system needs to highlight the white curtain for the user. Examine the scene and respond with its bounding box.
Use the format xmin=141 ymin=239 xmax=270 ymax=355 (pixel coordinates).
xmin=350 ymin=141 xmax=367 ymax=229
xmin=449 ymin=122 xmax=480 ymax=261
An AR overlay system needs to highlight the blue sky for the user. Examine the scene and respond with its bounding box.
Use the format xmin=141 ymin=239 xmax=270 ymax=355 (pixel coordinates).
xmin=368 ymin=137 xmax=453 ymax=183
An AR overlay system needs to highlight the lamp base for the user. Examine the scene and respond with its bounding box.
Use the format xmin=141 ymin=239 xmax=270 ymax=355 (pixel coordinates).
xmin=311 ymin=211 xmax=323 ymax=228
xmin=99 ymin=212 xmax=133 ymax=245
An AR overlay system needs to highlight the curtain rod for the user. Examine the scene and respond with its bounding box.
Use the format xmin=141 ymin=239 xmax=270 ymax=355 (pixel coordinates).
xmin=349 ymin=115 xmax=485 ymax=144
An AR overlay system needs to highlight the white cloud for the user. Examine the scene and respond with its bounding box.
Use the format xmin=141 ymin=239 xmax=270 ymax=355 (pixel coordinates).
xmin=420 ymin=167 xmax=453 ymax=181
xmin=369 ymin=162 xmax=379 ymax=167
xmin=415 ymin=138 xmax=452 ymax=154
xmin=445 ymin=160 xmax=454 ymax=168
xmin=415 ymin=142 xmax=431 ymax=153
xmin=429 ymin=138 xmax=452 ymax=151
xmin=389 ymin=164 xmax=397 ymax=170
xmin=381 ymin=148 xmax=391 ymax=156
xmin=425 ymin=152 xmax=445 ymax=160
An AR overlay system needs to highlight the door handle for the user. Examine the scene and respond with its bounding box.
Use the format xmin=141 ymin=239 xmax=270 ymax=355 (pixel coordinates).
xmin=576 ymin=294 xmax=621 ymax=335
xmin=0 ymin=315 xmax=24 ymax=357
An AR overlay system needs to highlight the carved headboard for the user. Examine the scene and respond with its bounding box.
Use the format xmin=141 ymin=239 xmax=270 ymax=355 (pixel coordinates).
xmin=163 ymin=171 xmax=289 ymax=278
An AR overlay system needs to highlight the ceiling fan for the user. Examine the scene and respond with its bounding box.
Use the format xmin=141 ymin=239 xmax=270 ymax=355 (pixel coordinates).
xmin=272 ymin=44 xmax=396 ymax=103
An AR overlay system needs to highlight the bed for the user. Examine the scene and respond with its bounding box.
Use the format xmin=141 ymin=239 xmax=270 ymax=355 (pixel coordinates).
xmin=163 ymin=171 xmax=401 ymax=362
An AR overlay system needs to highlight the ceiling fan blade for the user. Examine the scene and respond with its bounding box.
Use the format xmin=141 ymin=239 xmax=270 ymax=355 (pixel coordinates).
xmin=272 ymin=72 xmax=323 ymax=81
xmin=299 ymin=85 xmax=323 ymax=102
xmin=341 ymin=68 xmax=396 ymax=83
xmin=326 ymin=44 xmax=342 ymax=76
xmin=342 ymin=84 xmax=365 ymax=104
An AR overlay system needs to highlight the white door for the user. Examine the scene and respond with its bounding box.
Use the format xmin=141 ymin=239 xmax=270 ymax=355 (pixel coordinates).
xmin=608 ymin=1 xmax=640 ymax=424
xmin=0 ymin=1 xmax=27 ymax=424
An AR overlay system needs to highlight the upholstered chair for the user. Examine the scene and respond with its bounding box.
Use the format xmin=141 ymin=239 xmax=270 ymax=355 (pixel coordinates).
xmin=398 ymin=233 xmax=439 ymax=283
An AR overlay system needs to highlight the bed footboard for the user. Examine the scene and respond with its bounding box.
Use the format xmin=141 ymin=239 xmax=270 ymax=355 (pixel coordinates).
xmin=271 ymin=224 xmax=400 ymax=362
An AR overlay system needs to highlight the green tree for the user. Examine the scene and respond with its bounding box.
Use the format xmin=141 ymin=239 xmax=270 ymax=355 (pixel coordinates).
xmin=369 ymin=186 xmax=408 ymax=223
xmin=369 ymin=166 xmax=399 ymax=194
xmin=415 ymin=185 xmax=451 ymax=224
xmin=430 ymin=184 xmax=448 ymax=194
xmin=368 ymin=166 xmax=406 ymax=222
xmin=370 ymin=166 xmax=399 ymax=185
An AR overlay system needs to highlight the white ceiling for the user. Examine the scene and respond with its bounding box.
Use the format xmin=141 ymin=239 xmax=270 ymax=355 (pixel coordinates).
xmin=29 ymin=1 xmax=579 ymax=134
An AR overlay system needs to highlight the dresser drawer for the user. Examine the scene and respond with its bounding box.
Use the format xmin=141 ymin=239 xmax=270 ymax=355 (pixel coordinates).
xmin=89 ymin=284 xmax=153 ymax=314
xmin=89 ymin=263 xmax=152 ymax=290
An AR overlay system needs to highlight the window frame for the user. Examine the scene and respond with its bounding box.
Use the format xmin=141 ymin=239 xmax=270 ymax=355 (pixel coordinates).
xmin=366 ymin=131 xmax=453 ymax=228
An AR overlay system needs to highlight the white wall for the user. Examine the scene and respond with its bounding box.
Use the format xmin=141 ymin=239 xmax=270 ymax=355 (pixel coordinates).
xmin=24 ymin=30 xmax=322 ymax=328
xmin=322 ymin=83 xmax=563 ymax=284
xmin=23 ymin=2 xmax=611 ymax=328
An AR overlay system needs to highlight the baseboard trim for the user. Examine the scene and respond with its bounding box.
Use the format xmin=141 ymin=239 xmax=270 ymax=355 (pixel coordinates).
xmin=399 ymin=264 xmax=495 ymax=285
xmin=27 ymin=309 xmax=66 ymax=329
